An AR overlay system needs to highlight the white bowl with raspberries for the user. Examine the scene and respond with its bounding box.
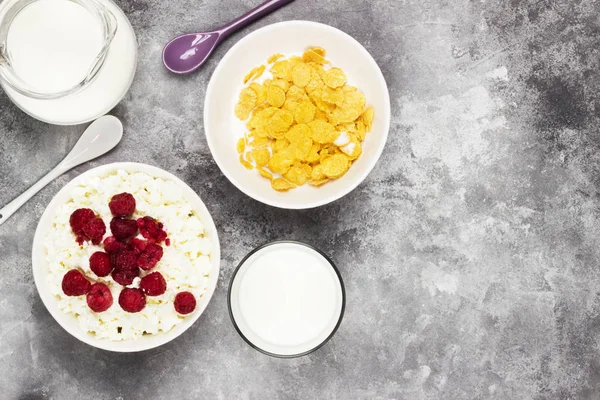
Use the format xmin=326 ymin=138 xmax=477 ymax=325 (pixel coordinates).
xmin=32 ymin=163 xmax=220 ymax=352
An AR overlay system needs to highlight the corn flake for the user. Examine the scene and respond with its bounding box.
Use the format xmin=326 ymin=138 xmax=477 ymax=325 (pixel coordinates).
xmin=294 ymin=101 xmax=316 ymax=124
xmin=283 ymin=166 xmax=307 ymax=186
xmin=258 ymin=167 xmax=274 ymax=180
xmin=308 ymin=120 xmax=338 ymax=144
xmin=302 ymin=48 xmax=329 ymax=65
xmin=271 ymin=178 xmax=296 ymax=191
xmin=291 ymin=63 xmax=312 ymax=88
xmin=244 ymin=64 xmax=266 ymax=84
xmin=324 ymin=68 xmax=347 ymax=88
xmin=270 ymin=60 xmax=293 ymax=81
xmin=267 ymin=85 xmax=286 ymax=107
xmin=252 ymin=149 xmax=270 ymax=167
xmin=236 ymin=138 xmax=245 ymax=153
xmin=361 ymin=106 xmax=374 ymax=131
xmin=268 ymin=53 xmax=284 ymax=63
xmin=309 ymin=178 xmax=329 ymax=187
xmin=321 ymin=154 xmax=350 ymax=179
xmin=240 ymin=154 xmax=253 ymax=170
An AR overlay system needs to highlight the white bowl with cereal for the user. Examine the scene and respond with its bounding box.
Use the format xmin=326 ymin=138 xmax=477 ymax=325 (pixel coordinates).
xmin=32 ymin=162 xmax=220 ymax=352
xmin=204 ymin=20 xmax=391 ymax=209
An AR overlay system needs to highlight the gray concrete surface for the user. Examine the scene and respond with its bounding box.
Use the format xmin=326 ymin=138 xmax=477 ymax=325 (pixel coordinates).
xmin=2 ymin=0 xmax=600 ymax=398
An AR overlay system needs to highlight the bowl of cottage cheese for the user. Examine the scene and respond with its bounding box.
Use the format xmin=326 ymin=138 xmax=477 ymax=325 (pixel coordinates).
xmin=32 ymin=162 xmax=220 ymax=352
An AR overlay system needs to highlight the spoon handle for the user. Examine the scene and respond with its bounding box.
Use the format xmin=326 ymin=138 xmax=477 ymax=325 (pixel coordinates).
xmin=0 ymin=163 xmax=68 ymax=227
xmin=217 ymin=0 xmax=295 ymax=39
xmin=0 ymin=116 xmax=122 ymax=227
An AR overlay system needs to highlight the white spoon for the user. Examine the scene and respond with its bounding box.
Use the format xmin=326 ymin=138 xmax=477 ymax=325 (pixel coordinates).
xmin=0 ymin=115 xmax=123 ymax=227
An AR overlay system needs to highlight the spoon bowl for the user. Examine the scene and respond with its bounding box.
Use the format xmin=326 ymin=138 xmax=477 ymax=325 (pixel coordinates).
xmin=163 ymin=32 xmax=220 ymax=74
xmin=162 ymin=0 xmax=295 ymax=74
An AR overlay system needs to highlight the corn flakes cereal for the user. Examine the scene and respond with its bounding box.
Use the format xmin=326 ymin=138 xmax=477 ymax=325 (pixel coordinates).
xmin=258 ymin=167 xmax=274 ymax=180
xmin=267 ymin=85 xmax=286 ymax=107
xmin=268 ymin=53 xmax=284 ymax=63
xmin=250 ymin=82 xmax=267 ymax=105
xmin=321 ymin=87 xmax=344 ymax=106
xmin=311 ymin=164 xmax=326 ymax=181
xmin=308 ymin=120 xmax=338 ymax=144
xmin=240 ymin=154 xmax=253 ymax=170
xmin=291 ymin=135 xmax=313 ymax=160
xmin=287 ymin=85 xmax=309 ymax=101
xmin=355 ymin=120 xmax=367 ymax=141
xmin=299 ymin=163 xmax=312 ymax=177
xmin=234 ymin=47 xmax=374 ymax=191
xmin=252 ymin=149 xmax=270 ymax=167
xmin=285 ymin=123 xmax=311 ymax=143
xmin=302 ymin=47 xmax=329 ymax=65
xmin=310 ymin=46 xmax=326 ymax=57
xmin=270 ymin=60 xmax=293 ymax=81
xmin=306 ymin=144 xmax=321 ymax=164
xmin=309 ymin=178 xmax=329 ymax=187
xmin=283 ymin=166 xmax=308 ymax=186
xmin=236 ymin=138 xmax=245 ymax=153
xmin=321 ymin=154 xmax=350 ymax=179
xmin=340 ymin=140 xmax=362 ymax=159
xmin=324 ymin=68 xmax=347 ymax=88
xmin=361 ymin=106 xmax=374 ymax=131
xmin=294 ymin=101 xmax=316 ymax=124
xmin=244 ymin=65 xmax=266 ymax=84
xmin=275 ymin=138 xmax=290 ymax=152
xmin=271 ymin=78 xmax=291 ymax=92
xmin=291 ymin=63 xmax=312 ymax=87
xmin=271 ymin=178 xmax=296 ymax=192
xmin=268 ymin=148 xmax=295 ymax=174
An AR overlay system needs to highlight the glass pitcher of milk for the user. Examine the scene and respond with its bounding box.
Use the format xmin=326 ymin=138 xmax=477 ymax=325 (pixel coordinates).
xmin=0 ymin=0 xmax=137 ymax=125
xmin=0 ymin=0 xmax=117 ymax=99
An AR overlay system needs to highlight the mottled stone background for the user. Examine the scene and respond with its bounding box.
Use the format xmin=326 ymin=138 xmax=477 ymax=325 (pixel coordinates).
xmin=1 ymin=0 xmax=600 ymax=398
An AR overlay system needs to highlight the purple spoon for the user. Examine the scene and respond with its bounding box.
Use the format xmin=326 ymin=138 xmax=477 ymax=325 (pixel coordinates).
xmin=163 ymin=0 xmax=295 ymax=74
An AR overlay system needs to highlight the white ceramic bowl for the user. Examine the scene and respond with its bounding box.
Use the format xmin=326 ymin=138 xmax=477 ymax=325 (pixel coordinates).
xmin=204 ymin=21 xmax=391 ymax=209
xmin=31 ymin=162 xmax=220 ymax=352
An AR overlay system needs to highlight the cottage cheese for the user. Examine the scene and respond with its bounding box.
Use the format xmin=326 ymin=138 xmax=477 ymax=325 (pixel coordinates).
xmin=44 ymin=169 xmax=214 ymax=341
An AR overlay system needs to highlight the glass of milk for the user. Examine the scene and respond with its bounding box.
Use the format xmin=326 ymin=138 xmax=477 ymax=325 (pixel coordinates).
xmin=229 ymin=241 xmax=346 ymax=358
xmin=0 ymin=0 xmax=117 ymax=100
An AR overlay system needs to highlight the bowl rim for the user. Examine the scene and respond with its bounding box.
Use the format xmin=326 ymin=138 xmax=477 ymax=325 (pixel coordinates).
xmin=227 ymin=240 xmax=346 ymax=358
xmin=31 ymin=162 xmax=221 ymax=352
xmin=204 ymin=20 xmax=391 ymax=209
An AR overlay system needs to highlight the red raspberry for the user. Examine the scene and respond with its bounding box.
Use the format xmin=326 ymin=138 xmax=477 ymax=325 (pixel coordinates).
xmin=62 ymin=269 xmax=91 ymax=296
xmin=110 ymin=250 xmax=139 ymax=286
xmin=103 ymin=236 xmax=129 ymax=254
xmin=140 ymin=272 xmax=167 ymax=296
xmin=137 ymin=216 xmax=168 ymax=243
xmin=109 ymin=193 xmax=136 ymax=217
xmin=137 ymin=243 xmax=163 ymax=270
xmin=89 ymin=251 xmax=112 ymax=277
xmin=111 ymin=267 xmax=139 ymax=286
xmin=118 ymin=288 xmax=146 ymax=313
xmin=86 ymin=283 xmax=113 ymax=312
xmin=69 ymin=208 xmax=95 ymax=235
xmin=130 ymin=238 xmax=148 ymax=254
xmin=110 ymin=249 xmax=139 ymax=286
xmin=82 ymin=217 xmax=106 ymax=245
xmin=174 ymin=291 xmax=196 ymax=315
xmin=165 ymin=238 xmax=171 ymax=246
xmin=110 ymin=249 xmax=137 ymax=270
xmin=110 ymin=217 xmax=138 ymax=241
